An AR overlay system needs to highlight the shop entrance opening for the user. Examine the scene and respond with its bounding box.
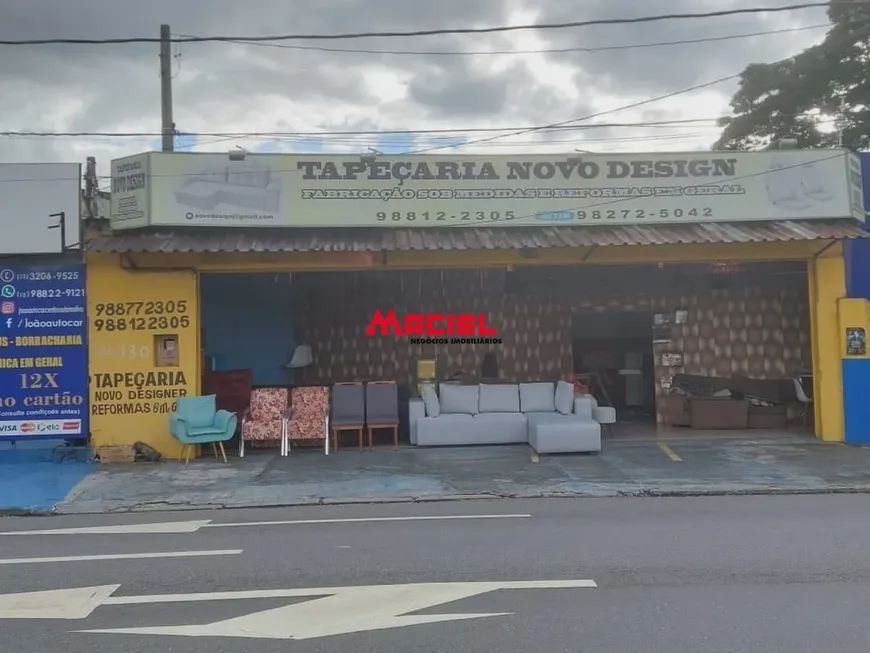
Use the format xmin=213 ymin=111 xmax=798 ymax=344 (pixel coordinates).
xmin=199 ymin=272 xmax=295 ymax=453
xmin=572 ymin=312 xmax=656 ymax=429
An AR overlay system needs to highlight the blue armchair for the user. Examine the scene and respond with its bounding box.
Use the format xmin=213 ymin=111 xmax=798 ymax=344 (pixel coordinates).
xmin=169 ymin=395 xmax=237 ymax=464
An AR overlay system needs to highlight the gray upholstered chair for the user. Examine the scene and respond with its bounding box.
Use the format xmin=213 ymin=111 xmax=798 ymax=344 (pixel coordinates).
xmin=365 ymin=381 xmax=399 ymax=449
xmin=330 ymin=383 xmax=366 ymax=451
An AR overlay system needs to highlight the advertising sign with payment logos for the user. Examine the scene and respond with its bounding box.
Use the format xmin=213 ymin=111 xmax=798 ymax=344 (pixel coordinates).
xmin=0 ymin=261 xmax=88 ymax=441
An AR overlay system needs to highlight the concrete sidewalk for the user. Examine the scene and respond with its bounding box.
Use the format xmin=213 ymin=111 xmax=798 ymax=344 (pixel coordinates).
xmin=53 ymin=437 xmax=870 ymax=514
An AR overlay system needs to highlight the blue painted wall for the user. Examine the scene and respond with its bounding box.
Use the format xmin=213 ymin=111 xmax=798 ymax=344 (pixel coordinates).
xmin=845 ymin=153 xmax=870 ymax=298
xmin=842 ymin=155 xmax=870 ymax=445
xmin=843 ymin=359 xmax=870 ymax=445
xmin=200 ymin=273 xmax=295 ymax=386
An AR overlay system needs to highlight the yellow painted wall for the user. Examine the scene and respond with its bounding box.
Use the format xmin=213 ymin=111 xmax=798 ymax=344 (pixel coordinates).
xmin=808 ymin=252 xmax=848 ymax=442
xmin=87 ymin=254 xmax=199 ymax=459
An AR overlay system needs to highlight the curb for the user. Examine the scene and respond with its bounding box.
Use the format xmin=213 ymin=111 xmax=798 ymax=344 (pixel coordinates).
xmin=0 ymin=507 xmax=54 ymax=517
xmin=43 ymin=485 xmax=870 ymax=515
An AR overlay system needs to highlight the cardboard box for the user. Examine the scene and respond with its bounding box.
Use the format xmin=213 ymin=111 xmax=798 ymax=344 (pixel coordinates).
xmin=96 ymin=445 xmax=135 ymax=463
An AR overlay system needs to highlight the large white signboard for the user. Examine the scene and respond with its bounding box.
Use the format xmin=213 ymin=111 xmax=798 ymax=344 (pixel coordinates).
xmin=0 ymin=163 xmax=81 ymax=254
xmin=109 ymin=149 xmax=865 ymax=229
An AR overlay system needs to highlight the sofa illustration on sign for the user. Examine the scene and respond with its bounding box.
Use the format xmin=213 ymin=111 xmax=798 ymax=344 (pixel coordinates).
xmin=765 ymin=158 xmax=835 ymax=211
xmin=173 ymin=159 xmax=283 ymax=213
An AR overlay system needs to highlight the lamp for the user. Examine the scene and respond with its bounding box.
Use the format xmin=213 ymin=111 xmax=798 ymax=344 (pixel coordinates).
xmin=286 ymin=344 xmax=313 ymax=368
xmin=359 ymin=147 xmax=382 ymax=164
xmin=766 ymin=138 xmax=799 ymax=150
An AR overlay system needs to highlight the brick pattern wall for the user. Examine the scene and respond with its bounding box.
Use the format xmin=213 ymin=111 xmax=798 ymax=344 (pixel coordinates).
xmin=293 ymin=267 xmax=810 ymax=422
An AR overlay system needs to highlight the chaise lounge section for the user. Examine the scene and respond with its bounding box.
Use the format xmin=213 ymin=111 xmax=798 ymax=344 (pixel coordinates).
xmin=408 ymin=381 xmax=605 ymax=454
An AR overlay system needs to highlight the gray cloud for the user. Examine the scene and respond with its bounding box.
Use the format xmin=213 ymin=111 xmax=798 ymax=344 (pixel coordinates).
xmin=0 ymin=0 xmax=830 ymax=170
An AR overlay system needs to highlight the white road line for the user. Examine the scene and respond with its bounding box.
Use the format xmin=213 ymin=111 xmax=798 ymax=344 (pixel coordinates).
xmin=83 ymin=581 xmax=599 ymax=639
xmin=0 ymin=520 xmax=213 ymax=536
xmin=0 ymin=513 xmax=532 ymax=536
xmin=102 ymin=579 xmax=597 ymax=606
xmin=0 ymin=585 xmax=121 ymax=620
xmin=0 ymin=550 xmax=243 ymax=565
xmin=0 ymin=580 xmax=597 ymax=622
xmin=206 ymin=514 xmax=533 ymax=529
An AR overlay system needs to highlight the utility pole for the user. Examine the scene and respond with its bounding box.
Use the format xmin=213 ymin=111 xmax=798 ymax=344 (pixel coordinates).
xmin=159 ymin=23 xmax=175 ymax=152
xmin=84 ymin=157 xmax=97 ymax=220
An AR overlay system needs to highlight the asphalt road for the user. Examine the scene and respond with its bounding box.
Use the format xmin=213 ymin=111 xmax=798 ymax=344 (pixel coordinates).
xmin=1 ymin=495 xmax=870 ymax=651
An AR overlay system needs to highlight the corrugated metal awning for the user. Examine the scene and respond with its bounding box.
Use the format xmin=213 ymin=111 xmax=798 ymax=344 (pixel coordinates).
xmin=86 ymin=220 xmax=867 ymax=254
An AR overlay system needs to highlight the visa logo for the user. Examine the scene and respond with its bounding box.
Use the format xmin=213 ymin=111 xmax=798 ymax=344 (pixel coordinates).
xmin=0 ymin=424 xmax=18 ymax=433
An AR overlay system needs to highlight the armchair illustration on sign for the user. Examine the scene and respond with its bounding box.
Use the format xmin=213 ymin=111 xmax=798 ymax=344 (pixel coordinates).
xmin=169 ymin=395 xmax=237 ymax=464
xmin=765 ymin=159 xmax=835 ymax=212
xmin=174 ymin=159 xmax=283 ymax=214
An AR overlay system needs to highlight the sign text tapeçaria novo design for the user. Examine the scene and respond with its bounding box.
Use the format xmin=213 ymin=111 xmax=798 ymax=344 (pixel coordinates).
xmin=108 ymin=150 xmax=864 ymax=230
xmin=295 ymin=157 xmax=738 ymax=182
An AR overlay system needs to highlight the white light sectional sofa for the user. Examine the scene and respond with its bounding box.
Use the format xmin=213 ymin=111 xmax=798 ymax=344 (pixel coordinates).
xmin=408 ymin=381 xmax=607 ymax=454
xmin=173 ymin=160 xmax=282 ymax=213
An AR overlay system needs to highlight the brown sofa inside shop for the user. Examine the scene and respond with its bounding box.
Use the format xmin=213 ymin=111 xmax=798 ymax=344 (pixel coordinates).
xmin=665 ymin=374 xmax=797 ymax=430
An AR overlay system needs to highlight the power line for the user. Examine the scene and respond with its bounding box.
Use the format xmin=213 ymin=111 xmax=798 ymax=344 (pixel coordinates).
xmin=405 ymin=72 xmax=744 ymax=154
xmin=20 ymin=131 xmax=715 ymax=145
xmin=218 ymin=23 xmax=830 ymax=57
xmin=230 ymin=132 xmax=715 ymax=149
xmin=0 ymin=4 xmax=834 ymax=45
xmin=14 ymin=115 xmax=840 ymax=141
xmin=0 ymin=118 xmax=732 ymax=139
xmin=404 ymin=6 xmax=870 ymax=159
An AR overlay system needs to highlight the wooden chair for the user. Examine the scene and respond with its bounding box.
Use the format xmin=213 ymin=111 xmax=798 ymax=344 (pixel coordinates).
xmin=331 ymin=383 xmax=366 ymax=451
xmin=365 ymin=381 xmax=399 ymax=450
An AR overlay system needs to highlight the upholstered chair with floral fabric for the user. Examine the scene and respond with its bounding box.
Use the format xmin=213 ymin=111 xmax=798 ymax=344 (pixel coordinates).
xmin=240 ymin=387 xmax=291 ymax=457
xmin=287 ymin=386 xmax=330 ymax=454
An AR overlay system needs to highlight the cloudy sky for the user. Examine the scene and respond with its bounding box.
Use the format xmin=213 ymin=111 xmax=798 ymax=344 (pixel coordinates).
xmin=0 ymin=0 xmax=829 ymax=190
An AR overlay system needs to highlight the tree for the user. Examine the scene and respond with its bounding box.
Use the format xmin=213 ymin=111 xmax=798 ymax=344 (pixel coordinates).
xmin=714 ymin=2 xmax=870 ymax=151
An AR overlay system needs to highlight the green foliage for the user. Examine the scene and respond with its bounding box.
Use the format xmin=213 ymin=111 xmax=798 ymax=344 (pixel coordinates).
xmin=715 ymin=4 xmax=870 ymax=151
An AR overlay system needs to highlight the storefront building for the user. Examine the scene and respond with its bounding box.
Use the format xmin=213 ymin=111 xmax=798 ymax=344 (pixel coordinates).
xmin=91 ymin=149 xmax=867 ymax=458
xmin=0 ymin=163 xmax=88 ymax=452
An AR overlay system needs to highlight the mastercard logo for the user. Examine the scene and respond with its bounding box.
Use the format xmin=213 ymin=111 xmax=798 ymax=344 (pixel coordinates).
xmin=19 ymin=423 xmax=35 ymax=433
